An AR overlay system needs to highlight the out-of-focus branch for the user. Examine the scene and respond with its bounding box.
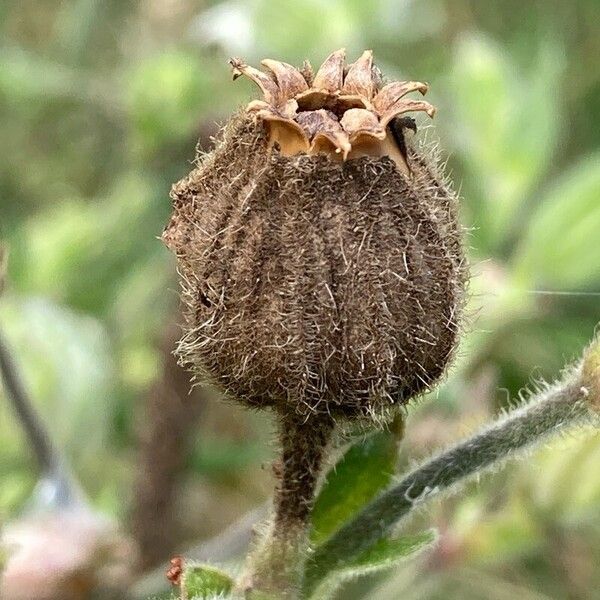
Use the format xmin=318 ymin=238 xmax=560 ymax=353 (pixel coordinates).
xmin=0 ymin=331 xmax=58 ymax=475
xmin=0 ymin=325 xmax=82 ymax=509
xmin=0 ymin=245 xmax=63 ymax=477
xmin=0 ymin=245 xmax=7 ymax=296
xmin=129 ymin=322 xmax=205 ymax=571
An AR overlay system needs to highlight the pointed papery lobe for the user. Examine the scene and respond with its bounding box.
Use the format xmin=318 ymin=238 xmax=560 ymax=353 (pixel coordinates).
xmin=379 ymin=99 xmax=436 ymax=128
xmin=230 ymin=58 xmax=281 ymax=106
xmin=261 ymin=59 xmax=309 ymax=99
xmin=342 ymin=50 xmax=376 ymax=99
xmin=340 ymin=108 xmax=386 ymax=141
xmin=296 ymin=109 xmax=351 ymax=157
xmin=313 ymin=49 xmax=346 ymax=92
xmin=373 ymin=81 xmax=429 ymax=114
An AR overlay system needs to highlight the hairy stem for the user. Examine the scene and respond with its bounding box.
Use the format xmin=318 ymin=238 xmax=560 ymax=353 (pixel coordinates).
xmin=240 ymin=411 xmax=334 ymax=599
xmin=305 ymin=362 xmax=599 ymax=593
xmin=273 ymin=412 xmax=335 ymax=531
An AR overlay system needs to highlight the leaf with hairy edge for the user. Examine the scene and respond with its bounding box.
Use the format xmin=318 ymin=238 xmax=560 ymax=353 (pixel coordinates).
xmin=310 ymin=429 xmax=401 ymax=545
xmin=307 ymin=530 xmax=437 ymax=600
xmin=181 ymin=564 xmax=234 ymax=599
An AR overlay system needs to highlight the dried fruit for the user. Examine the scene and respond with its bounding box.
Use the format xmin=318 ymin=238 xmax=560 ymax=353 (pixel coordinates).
xmin=163 ymin=49 xmax=466 ymax=423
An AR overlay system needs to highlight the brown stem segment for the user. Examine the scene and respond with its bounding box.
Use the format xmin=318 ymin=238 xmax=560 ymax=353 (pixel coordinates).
xmin=240 ymin=411 xmax=335 ymax=599
xmin=273 ymin=411 xmax=335 ymax=531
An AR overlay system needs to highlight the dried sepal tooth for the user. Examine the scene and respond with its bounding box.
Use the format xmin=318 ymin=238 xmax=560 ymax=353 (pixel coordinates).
xmin=280 ymin=99 xmax=299 ymax=119
xmin=296 ymin=110 xmax=351 ymax=157
xmin=297 ymin=91 xmax=370 ymax=113
xmin=373 ymin=81 xmax=429 ymax=114
xmin=246 ymin=99 xmax=298 ymax=121
xmin=296 ymin=109 xmax=338 ymax=139
xmin=300 ymin=59 xmax=314 ymax=86
xmin=258 ymin=112 xmax=310 ymax=155
xmin=380 ymin=98 xmax=437 ymax=128
xmin=340 ymin=108 xmax=386 ymax=141
xmin=295 ymin=89 xmax=335 ymax=111
xmin=261 ymin=59 xmax=309 ymax=98
xmin=312 ymin=48 xmax=346 ymax=91
xmin=346 ymin=134 xmax=410 ymax=177
xmin=229 ymin=58 xmax=281 ymax=105
xmin=246 ymin=99 xmax=273 ymax=113
xmin=311 ymin=131 xmax=351 ymax=158
xmin=336 ymin=94 xmax=372 ymax=111
xmin=341 ymin=50 xmax=375 ymax=99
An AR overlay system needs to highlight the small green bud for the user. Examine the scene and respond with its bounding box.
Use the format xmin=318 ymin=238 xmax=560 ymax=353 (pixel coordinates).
xmin=181 ymin=563 xmax=234 ymax=599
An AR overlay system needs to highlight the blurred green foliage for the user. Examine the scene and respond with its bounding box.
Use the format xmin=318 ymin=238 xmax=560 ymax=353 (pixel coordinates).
xmin=0 ymin=1 xmax=599 ymax=598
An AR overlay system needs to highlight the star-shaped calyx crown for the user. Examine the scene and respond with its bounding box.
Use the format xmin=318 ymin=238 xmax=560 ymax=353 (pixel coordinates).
xmin=230 ymin=48 xmax=436 ymax=172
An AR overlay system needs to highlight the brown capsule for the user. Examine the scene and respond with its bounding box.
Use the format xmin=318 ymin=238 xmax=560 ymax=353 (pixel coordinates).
xmin=163 ymin=49 xmax=467 ymax=422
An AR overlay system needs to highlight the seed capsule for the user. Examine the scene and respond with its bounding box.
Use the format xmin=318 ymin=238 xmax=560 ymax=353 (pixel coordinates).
xmin=163 ymin=49 xmax=467 ymax=422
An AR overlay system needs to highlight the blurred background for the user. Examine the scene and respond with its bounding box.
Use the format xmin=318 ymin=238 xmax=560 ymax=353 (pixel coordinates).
xmin=0 ymin=1 xmax=599 ymax=598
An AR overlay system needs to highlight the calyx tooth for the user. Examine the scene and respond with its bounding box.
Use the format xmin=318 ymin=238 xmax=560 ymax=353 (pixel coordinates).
xmin=229 ymin=58 xmax=281 ymax=105
xmin=295 ymin=109 xmax=336 ymax=137
xmin=280 ymin=99 xmax=299 ymax=119
xmin=373 ymin=81 xmax=429 ymax=114
xmin=337 ymin=94 xmax=372 ymax=111
xmin=261 ymin=59 xmax=309 ymax=98
xmin=380 ymin=99 xmax=436 ymax=128
xmin=313 ymin=48 xmax=346 ymax=92
xmin=312 ymin=131 xmax=351 ymax=158
xmin=341 ymin=50 xmax=375 ymax=99
xmin=246 ymin=100 xmax=272 ymax=113
xmin=296 ymin=110 xmax=351 ymax=158
xmin=246 ymin=99 xmax=298 ymax=121
xmin=295 ymin=89 xmax=333 ymax=111
xmin=258 ymin=112 xmax=310 ymax=155
xmin=300 ymin=60 xmax=314 ymax=86
xmin=340 ymin=108 xmax=385 ymax=140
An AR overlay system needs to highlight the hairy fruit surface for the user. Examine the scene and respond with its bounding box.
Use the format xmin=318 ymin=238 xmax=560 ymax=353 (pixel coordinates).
xmin=163 ymin=49 xmax=467 ymax=421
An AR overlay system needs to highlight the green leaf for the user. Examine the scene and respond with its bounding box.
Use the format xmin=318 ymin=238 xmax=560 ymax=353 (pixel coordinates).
xmin=310 ymin=429 xmax=400 ymax=545
xmin=127 ymin=50 xmax=216 ymax=154
xmin=0 ymin=296 xmax=116 ymax=471
xmin=308 ymin=530 xmax=437 ymax=600
xmin=0 ymin=47 xmax=83 ymax=103
xmin=252 ymin=0 xmax=360 ymax=62
xmin=181 ymin=564 xmax=234 ymax=599
xmin=12 ymin=172 xmax=167 ymax=315
xmin=512 ymin=153 xmax=600 ymax=288
xmin=451 ymin=34 xmax=562 ymax=250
